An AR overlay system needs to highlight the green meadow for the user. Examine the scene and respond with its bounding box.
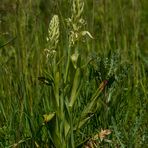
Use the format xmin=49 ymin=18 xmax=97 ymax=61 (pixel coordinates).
xmin=0 ymin=0 xmax=148 ymax=147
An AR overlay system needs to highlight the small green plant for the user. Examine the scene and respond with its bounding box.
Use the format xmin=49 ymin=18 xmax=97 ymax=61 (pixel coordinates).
xmin=36 ymin=1 xmax=107 ymax=147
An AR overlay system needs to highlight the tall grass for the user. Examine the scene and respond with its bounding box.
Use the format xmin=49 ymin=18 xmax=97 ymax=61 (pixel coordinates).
xmin=0 ymin=0 xmax=148 ymax=147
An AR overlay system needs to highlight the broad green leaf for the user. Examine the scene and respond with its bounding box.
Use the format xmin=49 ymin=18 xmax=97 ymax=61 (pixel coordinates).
xmin=64 ymin=120 xmax=70 ymax=137
xmin=71 ymin=52 xmax=79 ymax=69
xmin=75 ymin=114 xmax=94 ymax=130
xmin=69 ymin=68 xmax=80 ymax=108
xmin=54 ymin=72 xmax=60 ymax=107
xmin=43 ymin=112 xmax=55 ymax=123
xmin=78 ymin=87 xmax=102 ymax=128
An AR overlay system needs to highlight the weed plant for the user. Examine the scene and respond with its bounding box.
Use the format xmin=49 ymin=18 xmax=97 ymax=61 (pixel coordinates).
xmin=0 ymin=0 xmax=148 ymax=147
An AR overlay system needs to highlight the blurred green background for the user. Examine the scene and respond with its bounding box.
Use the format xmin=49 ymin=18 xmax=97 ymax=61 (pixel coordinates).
xmin=0 ymin=0 xmax=148 ymax=147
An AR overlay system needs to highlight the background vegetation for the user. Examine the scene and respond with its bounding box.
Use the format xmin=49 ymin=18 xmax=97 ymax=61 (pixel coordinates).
xmin=0 ymin=0 xmax=148 ymax=147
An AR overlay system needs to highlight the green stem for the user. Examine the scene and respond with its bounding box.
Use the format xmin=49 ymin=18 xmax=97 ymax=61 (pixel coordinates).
xmin=64 ymin=48 xmax=71 ymax=83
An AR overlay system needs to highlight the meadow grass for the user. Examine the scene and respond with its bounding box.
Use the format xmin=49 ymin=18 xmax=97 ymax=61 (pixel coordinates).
xmin=0 ymin=0 xmax=148 ymax=147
